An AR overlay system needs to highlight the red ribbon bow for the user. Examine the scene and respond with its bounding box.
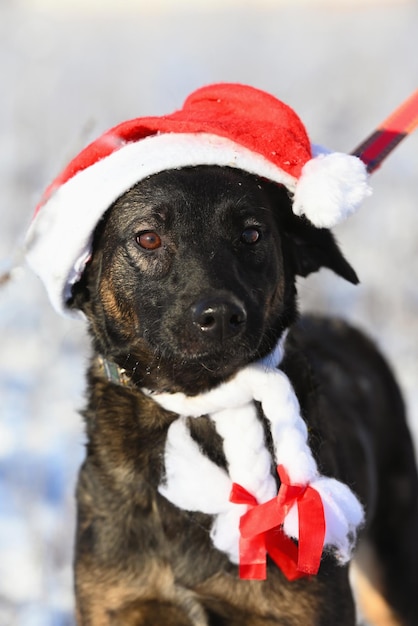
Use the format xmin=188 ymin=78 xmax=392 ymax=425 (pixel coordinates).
xmin=230 ymin=465 xmax=325 ymax=581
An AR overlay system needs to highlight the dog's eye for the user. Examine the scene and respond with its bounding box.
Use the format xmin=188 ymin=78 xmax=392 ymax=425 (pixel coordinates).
xmin=136 ymin=231 xmax=162 ymax=250
xmin=240 ymin=227 xmax=261 ymax=245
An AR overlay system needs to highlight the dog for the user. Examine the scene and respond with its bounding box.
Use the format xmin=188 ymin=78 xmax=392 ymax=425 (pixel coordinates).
xmin=66 ymin=165 xmax=418 ymax=626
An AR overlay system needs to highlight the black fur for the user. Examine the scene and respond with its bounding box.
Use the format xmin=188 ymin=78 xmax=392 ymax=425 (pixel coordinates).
xmin=69 ymin=166 xmax=418 ymax=625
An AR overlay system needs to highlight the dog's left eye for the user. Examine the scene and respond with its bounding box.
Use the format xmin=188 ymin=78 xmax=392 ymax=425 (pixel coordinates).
xmin=136 ymin=231 xmax=162 ymax=250
xmin=240 ymin=227 xmax=261 ymax=245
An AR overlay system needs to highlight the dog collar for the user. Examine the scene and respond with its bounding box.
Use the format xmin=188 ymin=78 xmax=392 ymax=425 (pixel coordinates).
xmin=96 ymin=355 xmax=132 ymax=387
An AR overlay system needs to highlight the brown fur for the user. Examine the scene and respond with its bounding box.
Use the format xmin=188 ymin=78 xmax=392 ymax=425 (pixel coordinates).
xmin=69 ymin=166 xmax=418 ymax=625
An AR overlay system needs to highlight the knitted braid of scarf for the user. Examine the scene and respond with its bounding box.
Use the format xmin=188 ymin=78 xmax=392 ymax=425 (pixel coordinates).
xmin=145 ymin=339 xmax=364 ymax=578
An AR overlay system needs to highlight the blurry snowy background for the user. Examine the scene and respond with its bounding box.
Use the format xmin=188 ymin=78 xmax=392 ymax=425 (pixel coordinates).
xmin=0 ymin=0 xmax=417 ymax=624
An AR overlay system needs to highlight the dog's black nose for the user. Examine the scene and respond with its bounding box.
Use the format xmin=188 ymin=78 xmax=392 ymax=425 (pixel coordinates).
xmin=191 ymin=295 xmax=247 ymax=341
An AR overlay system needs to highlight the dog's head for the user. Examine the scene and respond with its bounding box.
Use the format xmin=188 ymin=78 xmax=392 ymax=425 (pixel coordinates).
xmin=69 ymin=166 xmax=357 ymax=393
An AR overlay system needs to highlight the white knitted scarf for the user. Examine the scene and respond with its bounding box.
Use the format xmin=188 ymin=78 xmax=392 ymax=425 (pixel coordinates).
xmin=146 ymin=338 xmax=364 ymax=575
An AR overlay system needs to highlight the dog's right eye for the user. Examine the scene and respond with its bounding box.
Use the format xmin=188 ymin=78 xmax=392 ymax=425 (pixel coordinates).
xmin=136 ymin=231 xmax=162 ymax=250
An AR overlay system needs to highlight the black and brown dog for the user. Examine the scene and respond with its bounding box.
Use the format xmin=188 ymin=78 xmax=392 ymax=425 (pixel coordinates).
xmin=68 ymin=165 xmax=418 ymax=626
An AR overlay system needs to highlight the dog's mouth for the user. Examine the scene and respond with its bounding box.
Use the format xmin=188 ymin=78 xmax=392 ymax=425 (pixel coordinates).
xmin=116 ymin=333 xmax=266 ymax=395
xmin=124 ymin=320 xmax=282 ymax=395
xmin=151 ymin=344 xmax=256 ymax=390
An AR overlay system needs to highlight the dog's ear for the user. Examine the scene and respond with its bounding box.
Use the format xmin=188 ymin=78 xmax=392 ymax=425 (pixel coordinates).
xmin=67 ymin=213 xmax=109 ymax=315
xmin=282 ymin=214 xmax=359 ymax=284
xmin=265 ymin=181 xmax=358 ymax=284
xmin=67 ymin=265 xmax=93 ymax=314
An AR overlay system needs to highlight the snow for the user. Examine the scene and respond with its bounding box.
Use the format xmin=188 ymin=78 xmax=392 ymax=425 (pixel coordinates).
xmin=0 ymin=1 xmax=417 ymax=623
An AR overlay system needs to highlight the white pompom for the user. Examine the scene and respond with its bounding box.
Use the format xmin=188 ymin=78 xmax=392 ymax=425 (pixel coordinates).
xmin=292 ymin=153 xmax=372 ymax=228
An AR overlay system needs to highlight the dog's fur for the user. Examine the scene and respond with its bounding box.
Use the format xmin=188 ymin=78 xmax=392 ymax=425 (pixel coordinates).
xmin=69 ymin=166 xmax=418 ymax=625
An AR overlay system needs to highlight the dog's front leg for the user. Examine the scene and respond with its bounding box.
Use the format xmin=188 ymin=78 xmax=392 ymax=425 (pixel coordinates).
xmin=74 ymin=472 xmax=210 ymax=626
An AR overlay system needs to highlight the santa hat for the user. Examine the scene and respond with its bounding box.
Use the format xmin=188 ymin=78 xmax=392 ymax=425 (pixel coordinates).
xmin=25 ymin=82 xmax=371 ymax=316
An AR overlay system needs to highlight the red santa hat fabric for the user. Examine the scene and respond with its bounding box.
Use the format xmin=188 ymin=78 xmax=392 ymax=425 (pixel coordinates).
xmin=25 ymin=83 xmax=371 ymax=316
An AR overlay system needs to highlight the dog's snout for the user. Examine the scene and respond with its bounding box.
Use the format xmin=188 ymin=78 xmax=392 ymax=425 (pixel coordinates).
xmin=191 ymin=295 xmax=247 ymax=341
